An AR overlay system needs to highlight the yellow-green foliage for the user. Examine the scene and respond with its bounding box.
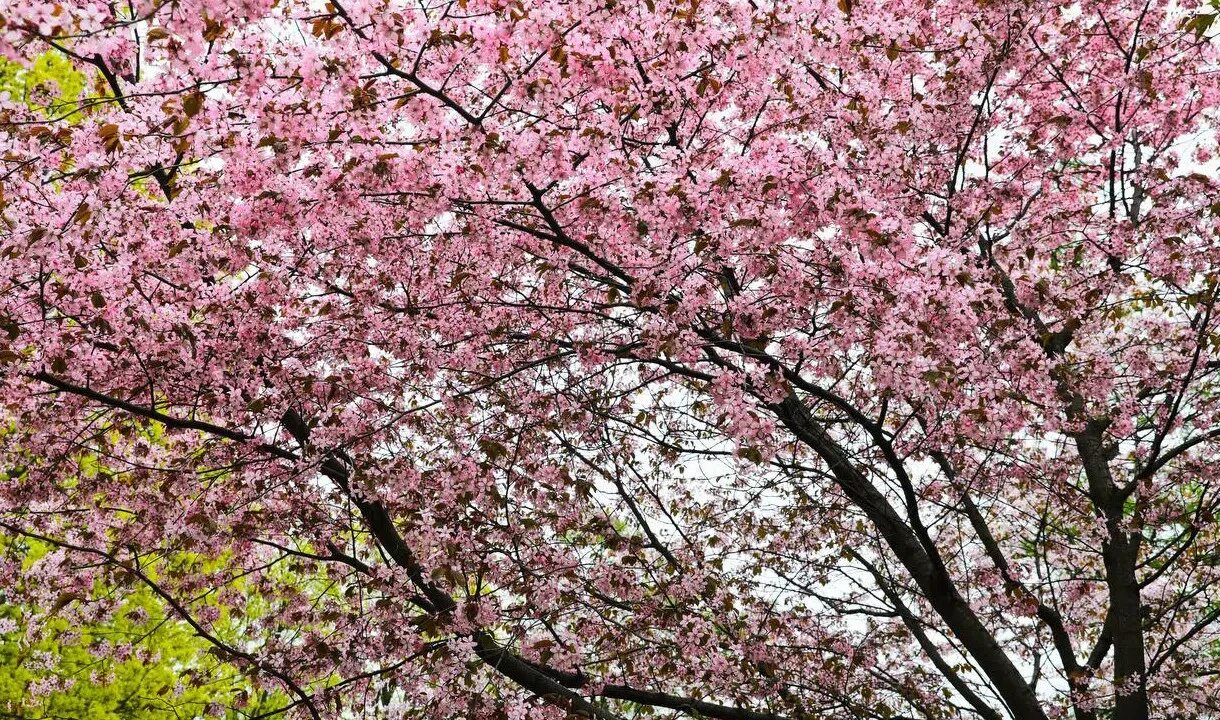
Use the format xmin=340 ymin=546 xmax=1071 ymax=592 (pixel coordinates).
xmin=0 ymin=51 xmax=84 ymax=116
xmin=0 ymin=538 xmax=290 ymax=719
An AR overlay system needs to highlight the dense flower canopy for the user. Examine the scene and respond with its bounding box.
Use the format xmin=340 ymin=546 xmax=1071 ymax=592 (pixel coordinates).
xmin=2 ymin=0 xmax=1220 ymax=718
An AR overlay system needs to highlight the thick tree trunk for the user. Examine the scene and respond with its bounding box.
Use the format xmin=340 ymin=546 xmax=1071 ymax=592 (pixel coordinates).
xmin=1105 ymin=531 xmax=1149 ymax=720
xmin=1075 ymin=423 xmax=1149 ymax=720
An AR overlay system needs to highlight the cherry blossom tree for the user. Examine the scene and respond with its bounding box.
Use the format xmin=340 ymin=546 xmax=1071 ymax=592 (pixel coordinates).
xmin=2 ymin=1 xmax=1219 ymax=718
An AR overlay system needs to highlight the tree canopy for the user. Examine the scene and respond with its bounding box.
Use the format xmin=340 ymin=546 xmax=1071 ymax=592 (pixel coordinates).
xmin=1 ymin=1 xmax=1220 ymax=719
